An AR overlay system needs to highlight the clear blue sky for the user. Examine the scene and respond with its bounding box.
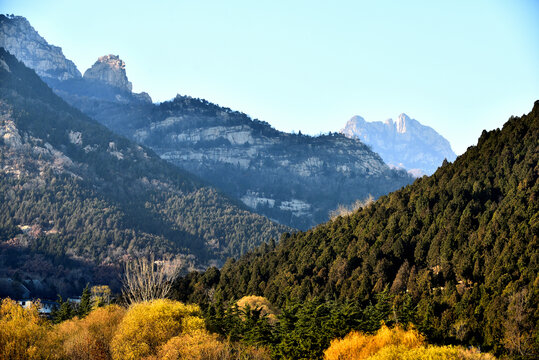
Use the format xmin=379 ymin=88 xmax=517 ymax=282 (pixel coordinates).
xmin=2 ymin=0 xmax=538 ymax=154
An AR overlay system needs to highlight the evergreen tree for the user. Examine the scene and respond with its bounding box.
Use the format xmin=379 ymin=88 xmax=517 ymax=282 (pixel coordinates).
xmin=52 ymin=296 xmax=74 ymax=324
xmin=78 ymin=284 xmax=92 ymax=318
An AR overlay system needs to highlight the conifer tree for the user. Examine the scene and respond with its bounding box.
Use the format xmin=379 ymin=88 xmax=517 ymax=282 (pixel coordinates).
xmin=78 ymin=284 xmax=92 ymax=318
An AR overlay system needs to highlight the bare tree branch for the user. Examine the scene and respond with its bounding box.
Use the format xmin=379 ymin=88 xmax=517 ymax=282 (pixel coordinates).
xmin=122 ymin=255 xmax=181 ymax=304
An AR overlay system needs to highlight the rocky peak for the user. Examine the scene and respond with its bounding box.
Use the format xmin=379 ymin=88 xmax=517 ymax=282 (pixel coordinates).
xmin=83 ymin=54 xmax=133 ymax=92
xmin=395 ymin=113 xmax=410 ymax=133
xmin=341 ymin=113 xmax=457 ymax=176
xmin=0 ymin=14 xmax=81 ymax=81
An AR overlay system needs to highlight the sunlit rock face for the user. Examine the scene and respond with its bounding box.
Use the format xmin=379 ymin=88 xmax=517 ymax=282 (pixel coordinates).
xmin=0 ymin=14 xmax=81 ymax=81
xmin=341 ymin=113 xmax=457 ymax=176
xmin=84 ymin=55 xmax=133 ymax=92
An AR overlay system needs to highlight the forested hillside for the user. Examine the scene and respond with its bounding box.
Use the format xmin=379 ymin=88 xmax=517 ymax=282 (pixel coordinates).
xmin=0 ymin=49 xmax=289 ymax=297
xmin=176 ymin=102 xmax=538 ymax=357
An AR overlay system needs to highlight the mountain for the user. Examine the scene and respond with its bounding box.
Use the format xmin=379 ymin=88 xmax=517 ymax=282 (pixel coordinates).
xmin=0 ymin=14 xmax=81 ymax=81
xmin=0 ymin=48 xmax=289 ymax=298
xmin=178 ymin=102 xmax=538 ymax=356
xmin=341 ymin=114 xmax=457 ymax=176
xmin=0 ymin=15 xmax=414 ymax=230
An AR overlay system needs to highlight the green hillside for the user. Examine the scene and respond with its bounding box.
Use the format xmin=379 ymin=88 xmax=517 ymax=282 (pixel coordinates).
xmin=176 ymin=101 xmax=538 ymax=357
xmin=0 ymin=48 xmax=289 ymax=297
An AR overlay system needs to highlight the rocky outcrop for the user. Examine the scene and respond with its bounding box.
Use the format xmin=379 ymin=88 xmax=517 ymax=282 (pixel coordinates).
xmin=0 ymin=14 xmax=81 ymax=81
xmin=341 ymin=113 xmax=457 ymax=176
xmin=83 ymin=55 xmax=133 ymax=92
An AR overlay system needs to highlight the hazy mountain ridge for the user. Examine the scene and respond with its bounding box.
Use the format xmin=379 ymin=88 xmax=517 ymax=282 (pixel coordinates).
xmin=0 ymin=49 xmax=289 ymax=297
xmin=0 ymin=15 xmax=414 ymax=229
xmin=341 ymin=113 xmax=457 ymax=176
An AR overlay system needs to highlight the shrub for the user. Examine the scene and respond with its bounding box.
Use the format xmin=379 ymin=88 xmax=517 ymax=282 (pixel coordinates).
xmin=158 ymin=329 xmax=227 ymax=360
xmin=366 ymin=344 xmax=496 ymax=360
xmin=324 ymin=324 xmax=424 ymax=360
xmin=0 ymin=298 xmax=52 ymax=360
xmin=110 ymin=299 xmax=204 ymax=360
xmin=324 ymin=325 xmax=495 ymax=360
xmin=54 ymin=304 xmax=125 ymax=359
xmin=158 ymin=329 xmax=271 ymax=360
xmin=236 ymin=295 xmax=278 ymax=323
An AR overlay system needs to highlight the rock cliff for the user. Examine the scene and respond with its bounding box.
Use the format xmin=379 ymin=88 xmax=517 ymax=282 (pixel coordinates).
xmin=83 ymin=54 xmax=133 ymax=92
xmin=0 ymin=14 xmax=81 ymax=81
xmin=341 ymin=113 xmax=457 ymax=176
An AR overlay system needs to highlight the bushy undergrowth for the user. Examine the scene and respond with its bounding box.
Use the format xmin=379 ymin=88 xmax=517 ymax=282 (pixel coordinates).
xmin=324 ymin=325 xmax=496 ymax=360
xmin=0 ymin=298 xmax=270 ymax=360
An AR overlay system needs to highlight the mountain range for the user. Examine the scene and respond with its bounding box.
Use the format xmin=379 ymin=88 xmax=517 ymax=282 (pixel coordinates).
xmin=0 ymin=12 xmax=537 ymax=359
xmin=0 ymin=14 xmax=415 ymax=230
xmin=0 ymin=48 xmax=288 ymax=298
xmin=341 ymin=114 xmax=457 ymax=176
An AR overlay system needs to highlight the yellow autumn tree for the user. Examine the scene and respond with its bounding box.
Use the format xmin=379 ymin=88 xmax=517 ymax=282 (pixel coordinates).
xmin=110 ymin=299 xmax=205 ymax=360
xmin=158 ymin=329 xmax=272 ymax=360
xmin=366 ymin=344 xmax=496 ymax=360
xmin=236 ymin=295 xmax=278 ymax=323
xmin=324 ymin=325 xmax=495 ymax=360
xmin=324 ymin=325 xmax=425 ymax=360
xmin=0 ymin=298 xmax=52 ymax=360
xmin=53 ymin=304 xmax=125 ymax=360
xmin=158 ymin=329 xmax=227 ymax=360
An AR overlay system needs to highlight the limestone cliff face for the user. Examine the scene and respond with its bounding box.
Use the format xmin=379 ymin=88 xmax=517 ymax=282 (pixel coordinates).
xmin=118 ymin=96 xmax=414 ymax=229
xmin=0 ymin=14 xmax=81 ymax=81
xmin=341 ymin=113 xmax=457 ymax=176
xmin=83 ymin=55 xmax=133 ymax=92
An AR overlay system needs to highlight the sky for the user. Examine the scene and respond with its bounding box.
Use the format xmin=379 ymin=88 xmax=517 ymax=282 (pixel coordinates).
xmin=2 ymin=0 xmax=538 ymax=155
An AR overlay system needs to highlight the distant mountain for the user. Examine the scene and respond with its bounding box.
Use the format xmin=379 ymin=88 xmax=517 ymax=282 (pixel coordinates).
xmin=341 ymin=114 xmax=457 ymax=176
xmin=0 ymin=48 xmax=289 ymax=298
xmin=179 ymin=101 xmax=539 ymax=356
xmin=0 ymin=15 xmax=414 ymax=230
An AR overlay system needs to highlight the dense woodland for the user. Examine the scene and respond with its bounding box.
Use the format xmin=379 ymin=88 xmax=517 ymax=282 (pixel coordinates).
xmin=173 ymin=102 xmax=539 ymax=358
xmin=0 ymin=49 xmax=289 ymax=297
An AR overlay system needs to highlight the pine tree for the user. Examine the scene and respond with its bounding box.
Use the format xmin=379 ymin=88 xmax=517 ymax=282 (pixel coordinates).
xmin=78 ymin=284 xmax=92 ymax=318
xmin=53 ymin=296 xmax=74 ymax=324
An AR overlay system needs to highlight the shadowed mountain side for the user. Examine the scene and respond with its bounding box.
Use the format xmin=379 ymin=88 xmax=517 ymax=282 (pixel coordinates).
xmin=0 ymin=48 xmax=289 ymax=296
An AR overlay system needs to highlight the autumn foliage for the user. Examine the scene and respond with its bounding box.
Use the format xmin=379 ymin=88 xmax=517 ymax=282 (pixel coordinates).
xmin=0 ymin=298 xmax=50 ymax=360
xmin=54 ymin=305 xmax=125 ymax=359
xmin=324 ymin=325 xmax=495 ymax=360
xmin=0 ymin=297 xmax=497 ymax=360
xmin=236 ymin=295 xmax=278 ymax=323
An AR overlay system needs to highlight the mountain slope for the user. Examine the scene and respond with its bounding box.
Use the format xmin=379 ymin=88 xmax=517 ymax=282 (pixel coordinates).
xmin=49 ymin=60 xmax=415 ymax=230
xmin=341 ymin=113 xmax=457 ymax=176
xmin=179 ymin=102 xmax=538 ymax=355
xmin=0 ymin=48 xmax=289 ymax=297
xmin=0 ymin=15 xmax=414 ymax=230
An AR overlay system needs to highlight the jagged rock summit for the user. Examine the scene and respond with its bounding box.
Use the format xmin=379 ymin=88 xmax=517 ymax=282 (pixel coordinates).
xmin=83 ymin=54 xmax=133 ymax=93
xmin=0 ymin=14 xmax=81 ymax=81
xmin=341 ymin=113 xmax=457 ymax=176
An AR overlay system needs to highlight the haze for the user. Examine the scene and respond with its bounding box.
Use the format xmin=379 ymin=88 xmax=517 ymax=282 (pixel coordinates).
xmin=2 ymin=0 xmax=538 ymax=154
